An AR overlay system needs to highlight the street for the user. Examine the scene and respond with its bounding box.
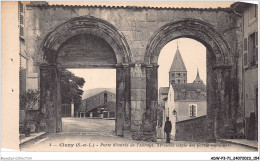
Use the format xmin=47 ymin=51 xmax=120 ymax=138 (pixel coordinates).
xmin=20 ymin=118 xmax=257 ymax=152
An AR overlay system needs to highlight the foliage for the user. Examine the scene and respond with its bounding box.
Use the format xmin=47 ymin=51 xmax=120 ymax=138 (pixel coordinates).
xmin=60 ymin=69 xmax=85 ymax=111
xmin=20 ymin=89 xmax=40 ymax=110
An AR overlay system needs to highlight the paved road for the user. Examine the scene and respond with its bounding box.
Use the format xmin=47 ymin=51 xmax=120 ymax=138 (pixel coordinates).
xmin=20 ymin=118 xmax=257 ymax=152
xmin=62 ymin=117 xmax=115 ymax=134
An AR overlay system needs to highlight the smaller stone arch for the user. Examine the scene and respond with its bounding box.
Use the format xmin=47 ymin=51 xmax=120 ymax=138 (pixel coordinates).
xmin=40 ymin=16 xmax=131 ymax=64
xmin=145 ymin=19 xmax=231 ymax=66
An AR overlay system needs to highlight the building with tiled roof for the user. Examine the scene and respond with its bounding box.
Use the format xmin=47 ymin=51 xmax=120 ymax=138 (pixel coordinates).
xmin=158 ymin=46 xmax=207 ymax=140
xmin=78 ymin=89 xmax=116 ymax=118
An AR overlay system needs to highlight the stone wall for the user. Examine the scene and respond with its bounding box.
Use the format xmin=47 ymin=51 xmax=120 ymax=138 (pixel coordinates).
xmin=175 ymin=116 xmax=213 ymax=142
xmin=25 ymin=5 xmax=237 ymax=67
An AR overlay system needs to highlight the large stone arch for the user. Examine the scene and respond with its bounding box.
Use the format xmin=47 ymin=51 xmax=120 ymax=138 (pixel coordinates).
xmin=144 ymin=19 xmax=234 ymax=141
xmin=39 ymin=16 xmax=131 ymax=136
xmin=145 ymin=19 xmax=231 ymax=66
xmin=41 ymin=16 xmax=131 ymax=64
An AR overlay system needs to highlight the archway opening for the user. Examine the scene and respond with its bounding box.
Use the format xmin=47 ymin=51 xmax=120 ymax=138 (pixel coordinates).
xmin=145 ymin=19 xmax=232 ymax=142
xmin=157 ymin=38 xmax=207 ymax=140
xmin=57 ymin=34 xmax=117 ymax=135
xmin=61 ymin=68 xmax=116 ymax=135
xmin=40 ymin=18 xmax=130 ymax=136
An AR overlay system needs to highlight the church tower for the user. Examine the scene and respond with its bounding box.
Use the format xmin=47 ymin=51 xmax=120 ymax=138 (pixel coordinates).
xmin=193 ymin=68 xmax=204 ymax=84
xmin=169 ymin=46 xmax=187 ymax=85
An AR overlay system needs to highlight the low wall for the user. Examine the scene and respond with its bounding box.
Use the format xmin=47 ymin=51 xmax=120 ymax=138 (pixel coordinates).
xmin=175 ymin=115 xmax=212 ymax=142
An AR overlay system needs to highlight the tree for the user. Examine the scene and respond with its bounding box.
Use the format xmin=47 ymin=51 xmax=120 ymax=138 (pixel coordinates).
xmin=60 ymin=69 xmax=85 ymax=111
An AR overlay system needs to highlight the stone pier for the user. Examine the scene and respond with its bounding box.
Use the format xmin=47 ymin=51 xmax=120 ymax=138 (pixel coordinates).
xmin=40 ymin=64 xmax=62 ymax=133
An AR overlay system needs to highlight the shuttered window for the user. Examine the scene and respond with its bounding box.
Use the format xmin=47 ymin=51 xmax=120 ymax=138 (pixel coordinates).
xmin=244 ymin=38 xmax=248 ymax=68
xmin=249 ymin=32 xmax=257 ymax=67
xmin=189 ymin=104 xmax=197 ymax=117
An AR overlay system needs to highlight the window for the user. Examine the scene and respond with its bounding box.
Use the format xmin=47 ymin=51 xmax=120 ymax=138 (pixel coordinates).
xmin=178 ymin=80 xmax=180 ymax=83
xmin=104 ymin=93 xmax=107 ymax=103
xmin=244 ymin=38 xmax=248 ymax=68
xmin=244 ymin=53 xmax=248 ymax=67
xmin=189 ymin=104 xmax=197 ymax=117
xmin=249 ymin=32 xmax=257 ymax=67
xmin=244 ymin=38 xmax=248 ymax=51
xmin=172 ymin=80 xmax=175 ymax=84
xmin=177 ymin=73 xmax=180 ymax=77
xmin=183 ymin=73 xmax=186 ymax=77
xmin=184 ymin=80 xmax=186 ymax=83
xmin=172 ymin=73 xmax=175 ymax=77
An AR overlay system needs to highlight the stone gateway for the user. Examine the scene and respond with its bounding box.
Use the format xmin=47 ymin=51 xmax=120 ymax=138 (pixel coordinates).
xmin=20 ymin=2 xmax=257 ymax=141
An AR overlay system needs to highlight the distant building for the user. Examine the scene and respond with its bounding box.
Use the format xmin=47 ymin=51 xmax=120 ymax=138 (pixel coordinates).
xmin=169 ymin=47 xmax=187 ymax=85
xmin=159 ymin=47 xmax=207 ymax=139
xmin=78 ymin=89 xmax=116 ymax=118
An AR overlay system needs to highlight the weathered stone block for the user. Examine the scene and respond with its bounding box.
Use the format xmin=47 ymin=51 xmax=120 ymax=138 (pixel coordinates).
xmin=134 ymin=10 xmax=146 ymax=22
xmin=140 ymin=22 xmax=149 ymax=28
xmin=147 ymin=10 xmax=158 ymax=22
xmin=130 ymin=50 xmax=145 ymax=63
xmin=130 ymin=77 xmax=146 ymax=89
xmin=130 ymin=65 xmax=146 ymax=78
xmin=98 ymin=9 xmax=110 ymax=20
xmin=134 ymin=31 xmax=142 ymax=41
xmin=131 ymin=41 xmax=145 ymax=48
xmin=121 ymin=31 xmax=134 ymax=42
xmin=134 ymin=29 xmax=149 ymax=41
xmin=120 ymin=20 xmax=132 ymax=31
xmin=131 ymin=89 xmax=146 ymax=101
xmin=131 ymin=109 xmax=142 ymax=120
xmin=158 ymin=10 xmax=173 ymax=22
xmin=131 ymin=101 xmax=146 ymax=111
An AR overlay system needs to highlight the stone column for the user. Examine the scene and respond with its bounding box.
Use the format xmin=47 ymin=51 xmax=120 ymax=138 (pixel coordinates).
xmin=115 ymin=63 xmax=130 ymax=137
xmin=40 ymin=64 xmax=62 ymax=133
xmin=71 ymin=101 xmax=74 ymax=117
xmin=207 ymin=48 xmax=233 ymax=141
xmin=213 ymin=66 xmax=232 ymax=139
xmin=130 ymin=64 xmax=146 ymax=140
xmin=144 ymin=64 xmax=158 ymax=141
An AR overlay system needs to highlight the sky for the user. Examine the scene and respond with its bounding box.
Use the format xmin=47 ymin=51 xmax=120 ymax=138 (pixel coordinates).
xmin=68 ymin=68 xmax=116 ymax=91
xmin=69 ymin=38 xmax=206 ymax=91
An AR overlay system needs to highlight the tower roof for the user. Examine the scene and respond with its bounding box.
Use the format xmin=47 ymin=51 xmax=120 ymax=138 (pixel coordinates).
xmin=169 ymin=48 xmax=187 ymax=72
xmin=193 ymin=68 xmax=204 ymax=84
